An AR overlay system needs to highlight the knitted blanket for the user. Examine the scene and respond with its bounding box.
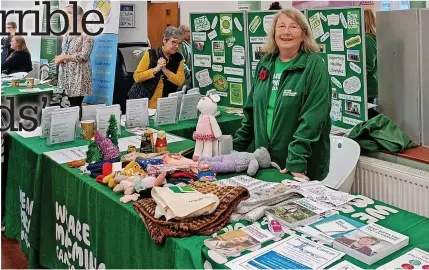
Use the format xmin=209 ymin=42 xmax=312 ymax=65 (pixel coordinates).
xmin=133 ymin=181 xmax=249 ymax=244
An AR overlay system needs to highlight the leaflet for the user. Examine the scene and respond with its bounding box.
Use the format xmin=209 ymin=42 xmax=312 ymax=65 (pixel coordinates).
xmin=226 ymin=235 xmax=344 ymax=269
xmin=48 ymin=108 xmax=79 ymax=145
xmin=126 ymin=98 xmax=149 ymax=128
xmin=155 ymin=97 xmax=178 ymax=125
xmin=96 ymin=105 xmax=121 ymax=135
xmin=179 ymin=93 xmax=200 ymax=121
xmin=44 ymin=145 xmax=88 ymax=164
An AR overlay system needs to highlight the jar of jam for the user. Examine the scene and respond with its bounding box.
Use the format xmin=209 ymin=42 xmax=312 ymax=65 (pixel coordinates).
xmin=140 ymin=129 xmax=154 ymax=153
xmin=155 ymin=130 xmax=168 ymax=153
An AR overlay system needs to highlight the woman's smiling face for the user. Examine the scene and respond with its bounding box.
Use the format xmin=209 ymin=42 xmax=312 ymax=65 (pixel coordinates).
xmin=275 ymin=13 xmax=304 ymax=53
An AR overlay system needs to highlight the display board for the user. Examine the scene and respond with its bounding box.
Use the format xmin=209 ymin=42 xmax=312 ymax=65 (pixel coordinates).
xmin=190 ymin=12 xmax=249 ymax=108
xmin=246 ymin=11 xmax=278 ymax=79
xmin=307 ymin=7 xmax=367 ymax=130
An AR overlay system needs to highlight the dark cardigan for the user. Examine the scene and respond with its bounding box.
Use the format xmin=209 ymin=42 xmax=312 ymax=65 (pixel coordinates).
xmin=1 ymin=50 xmax=32 ymax=74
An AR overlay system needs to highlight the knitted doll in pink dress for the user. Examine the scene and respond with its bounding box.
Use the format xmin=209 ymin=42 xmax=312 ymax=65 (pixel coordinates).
xmin=192 ymin=93 xmax=222 ymax=161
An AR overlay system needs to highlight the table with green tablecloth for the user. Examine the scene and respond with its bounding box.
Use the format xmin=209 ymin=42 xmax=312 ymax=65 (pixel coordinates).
xmin=4 ymin=130 xmax=429 ymax=269
xmin=1 ymin=81 xmax=54 ymax=97
xmin=148 ymin=106 xmax=243 ymax=140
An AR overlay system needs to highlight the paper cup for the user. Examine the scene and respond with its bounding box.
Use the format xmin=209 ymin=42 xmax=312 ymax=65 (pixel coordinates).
xmin=81 ymin=120 xmax=95 ymax=140
xmin=26 ymin=78 xmax=35 ymax=88
xmin=11 ymin=79 xmax=20 ymax=88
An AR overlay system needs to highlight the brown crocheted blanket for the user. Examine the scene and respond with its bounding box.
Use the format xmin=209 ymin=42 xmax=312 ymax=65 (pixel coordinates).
xmin=133 ymin=181 xmax=249 ymax=244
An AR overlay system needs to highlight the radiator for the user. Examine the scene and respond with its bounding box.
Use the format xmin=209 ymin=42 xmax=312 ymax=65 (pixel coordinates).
xmin=352 ymin=156 xmax=429 ymax=218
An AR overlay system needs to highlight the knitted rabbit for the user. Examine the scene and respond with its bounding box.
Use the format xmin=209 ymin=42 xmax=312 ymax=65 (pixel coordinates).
xmin=199 ymin=147 xmax=281 ymax=176
xmin=192 ymin=93 xmax=222 ymax=161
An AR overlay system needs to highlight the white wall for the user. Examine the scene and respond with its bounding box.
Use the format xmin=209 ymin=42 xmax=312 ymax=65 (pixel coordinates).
xmin=260 ymin=0 xmax=292 ymax=10
xmin=0 ymin=1 xmax=41 ymax=61
xmin=118 ymin=1 xmax=148 ymax=43
xmin=179 ymin=1 xmax=239 ymax=25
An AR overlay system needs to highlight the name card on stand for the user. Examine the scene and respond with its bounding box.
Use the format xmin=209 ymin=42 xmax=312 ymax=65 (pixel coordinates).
xmin=40 ymin=106 xmax=60 ymax=138
xmin=82 ymin=104 xmax=106 ymax=123
xmin=155 ymin=97 xmax=178 ymax=125
xmin=187 ymin=87 xmax=200 ymax=95
xmin=168 ymin=91 xmax=184 ymax=122
xmin=96 ymin=105 xmax=122 ymax=135
xmin=179 ymin=92 xmax=200 ymax=121
xmin=126 ymin=98 xmax=149 ymax=128
xmin=47 ymin=107 xmax=79 ymax=145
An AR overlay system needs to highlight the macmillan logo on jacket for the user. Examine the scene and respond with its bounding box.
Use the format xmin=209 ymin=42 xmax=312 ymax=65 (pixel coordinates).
xmin=283 ymin=89 xmax=297 ymax=97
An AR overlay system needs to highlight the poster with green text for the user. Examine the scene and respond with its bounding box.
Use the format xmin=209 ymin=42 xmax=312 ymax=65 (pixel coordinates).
xmin=307 ymin=7 xmax=367 ymax=131
xmin=190 ymin=12 xmax=249 ymax=108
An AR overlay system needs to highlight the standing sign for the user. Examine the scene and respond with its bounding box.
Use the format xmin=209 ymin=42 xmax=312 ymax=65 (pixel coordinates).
xmin=190 ymin=12 xmax=250 ymax=108
xmin=307 ymin=7 xmax=367 ymax=130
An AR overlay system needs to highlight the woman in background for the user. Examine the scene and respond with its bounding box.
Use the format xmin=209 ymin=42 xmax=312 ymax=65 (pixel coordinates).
xmin=364 ymin=8 xmax=379 ymax=119
xmin=54 ymin=4 xmax=94 ymax=107
xmin=1 ymin=22 xmax=17 ymax=64
xmin=130 ymin=26 xmax=185 ymax=109
xmin=1 ymin=36 xmax=32 ymax=74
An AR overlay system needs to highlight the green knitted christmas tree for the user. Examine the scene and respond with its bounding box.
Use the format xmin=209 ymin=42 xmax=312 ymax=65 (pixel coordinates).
xmin=86 ymin=139 xmax=103 ymax=163
xmin=107 ymin=114 xmax=118 ymax=147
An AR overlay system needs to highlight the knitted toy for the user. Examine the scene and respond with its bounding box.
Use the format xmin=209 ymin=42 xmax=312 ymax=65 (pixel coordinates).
xmin=120 ymin=193 xmax=140 ymax=203
xmin=197 ymin=162 xmax=216 ymax=181
xmin=94 ymin=132 xmax=120 ymax=160
xmin=134 ymin=172 xmax=167 ymax=192
xmin=198 ymin=147 xmax=281 ymax=176
xmin=192 ymin=94 xmax=222 ymax=161
xmin=113 ymin=175 xmax=140 ymax=194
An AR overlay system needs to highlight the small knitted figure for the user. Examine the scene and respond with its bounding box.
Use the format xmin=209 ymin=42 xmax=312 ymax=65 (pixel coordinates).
xmin=199 ymin=147 xmax=281 ymax=176
xmin=94 ymin=131 xmax=120 ymax=160
xmin=197 ymin=162 xmax=216 ymax=181
xmin=192 ymin=94 xmax=222 ymax=161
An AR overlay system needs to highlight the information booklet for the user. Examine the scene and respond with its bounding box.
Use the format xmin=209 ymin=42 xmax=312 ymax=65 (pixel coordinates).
xmin=226 ymin=235 xmax=345 ymax=269
xmin=298 ymin=214 xmax=365 ymax=245
xmin=264 ymin=200 xmax=321 ymax=228
xmin=377 ymin=248 xmax=429 ymax=270
xmin=333 ymin=223 xmax=409 ymax=265
xmin=204 ymin=225 xmax=275 ymax=256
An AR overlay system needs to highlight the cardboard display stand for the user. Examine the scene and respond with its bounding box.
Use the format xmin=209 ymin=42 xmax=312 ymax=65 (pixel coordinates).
xmin=307 ymin=7 xmax=368 ymax=130
xmin=190 ymin=12 xmax=250 ymax=108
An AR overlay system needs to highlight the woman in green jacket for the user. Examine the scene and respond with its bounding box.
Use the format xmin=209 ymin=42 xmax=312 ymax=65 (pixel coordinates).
xmin=364 ymin=8 xmax=379 ymax=119
xmin=234 ymin=8 xmax=331 ymax=180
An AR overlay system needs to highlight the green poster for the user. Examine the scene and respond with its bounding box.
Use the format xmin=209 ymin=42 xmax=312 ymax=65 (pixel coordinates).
xmin=307 ymin=7 xmax=367 ymax=130
xmin=246 ymin=10 xmax=306 ymax=84
xmin=40 ymin=0 xmax=62 ymax=81
xmin=246 ymin=11 xmax=278 ymax=80
xmin=190 ymin=12 xmax=248 ymax=108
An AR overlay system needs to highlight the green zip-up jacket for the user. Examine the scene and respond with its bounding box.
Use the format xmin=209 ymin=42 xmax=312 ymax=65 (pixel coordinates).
xmin=234 ymin=51 xmax=332 ymax=180
xmin=366 ymin=33 xmax=378 ymax=99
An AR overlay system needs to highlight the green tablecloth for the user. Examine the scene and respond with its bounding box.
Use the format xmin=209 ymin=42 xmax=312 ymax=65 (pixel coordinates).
xmin=1 ymin=81 xmax=54 ymax=97
xmin=149 ymin=107 xmax=243 ymax=140
xmin=5 ymin=129 xmax=429 ymax=269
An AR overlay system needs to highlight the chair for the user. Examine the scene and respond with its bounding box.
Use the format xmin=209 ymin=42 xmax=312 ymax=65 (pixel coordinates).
xmin=113 ymin=42 xmax=150 ymax=113
xmin=322 ymin=135 xmax=361 ymax=193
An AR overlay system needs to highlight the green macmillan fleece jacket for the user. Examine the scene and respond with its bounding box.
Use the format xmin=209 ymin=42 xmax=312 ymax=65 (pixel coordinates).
xmin=347 ymin=114 xmax=417 ymax=153
xmin=234 ymin=51 xmax=332 ymax=181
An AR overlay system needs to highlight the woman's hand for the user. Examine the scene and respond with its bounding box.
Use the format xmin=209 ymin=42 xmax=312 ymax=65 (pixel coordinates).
xmin=153 ymin=58 xmax=166 ymax=73
xmin=280 ymin=168 xmax=309 ymax=181
xmin=53 ymin=55 xmax=64 ymax=65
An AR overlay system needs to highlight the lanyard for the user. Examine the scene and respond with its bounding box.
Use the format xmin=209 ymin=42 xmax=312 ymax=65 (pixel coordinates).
xmin=64 ymin=36 xmax=72 ymax=54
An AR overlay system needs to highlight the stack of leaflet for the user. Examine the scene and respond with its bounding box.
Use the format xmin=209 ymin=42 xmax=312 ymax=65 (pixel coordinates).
xmin=333 ymin=223 xmax=409 ymax=265
xmin=297 ymin=214 xmax=366 ymax=245
xmin=377 ymin=248 xmax=429 ymax=269
xmin=264 ymin=181 xmax=356 ymax=229
xmin=204 ymin=225 xmax=275 ymax=256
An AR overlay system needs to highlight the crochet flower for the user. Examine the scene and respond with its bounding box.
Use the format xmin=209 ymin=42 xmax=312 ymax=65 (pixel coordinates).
xmin=259 ymin=69 xmax=268 ymax=81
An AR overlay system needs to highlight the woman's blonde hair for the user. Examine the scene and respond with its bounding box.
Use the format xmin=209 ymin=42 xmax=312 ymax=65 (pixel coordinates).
xmin=12 ymin=36 xmax=29 ymax=52
xmin=364 ymin=8 xmax=376 ymax=35
xmin=66 ymin=4 xmax=84 ymax=16
xmin=262 ymin=8 xmax=319 ymax=54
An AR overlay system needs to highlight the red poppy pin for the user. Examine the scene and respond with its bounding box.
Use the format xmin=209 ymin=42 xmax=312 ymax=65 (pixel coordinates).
xmin=259 ymin=69 xmax=268 ymax=81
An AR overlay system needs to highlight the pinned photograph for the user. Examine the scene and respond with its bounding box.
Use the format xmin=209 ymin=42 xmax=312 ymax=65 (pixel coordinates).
xmin=318 ymin=44 xmax=326 ymax=53
xmin=252 ymin=44 xmax=266 ymax=61
xmin=332 ymin=88 xmax=338 ymax=99
xmin=194 ymin=42 xmax=205 ymax=52
xmin=347 ymin=50 xmax=360 ymax=62
xmin=345 ymin=101 xmax=361 ymax=117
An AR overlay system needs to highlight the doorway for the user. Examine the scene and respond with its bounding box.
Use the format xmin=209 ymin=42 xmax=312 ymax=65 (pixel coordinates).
xmin=147 ymin=2 xmax=180 ymax=48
